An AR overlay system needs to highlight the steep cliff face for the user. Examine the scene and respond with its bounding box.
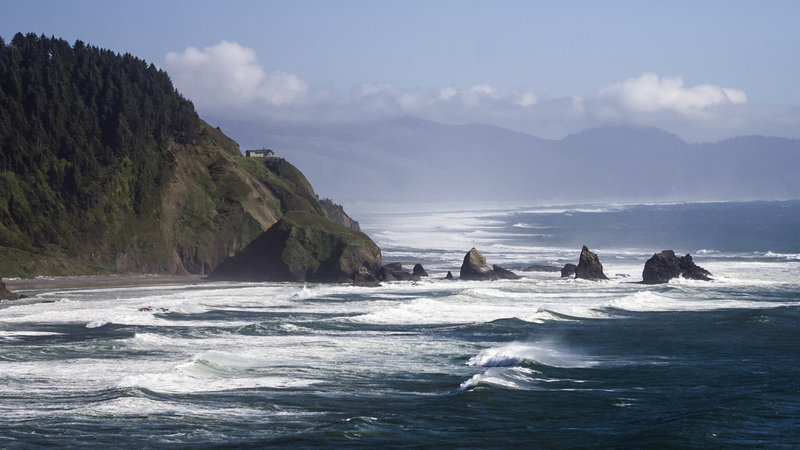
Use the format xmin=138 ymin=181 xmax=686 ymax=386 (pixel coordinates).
xmin=208 ymin=211 xmax=381 ymax=283
xmin=0 ymin=33 xmax=358 ymax=277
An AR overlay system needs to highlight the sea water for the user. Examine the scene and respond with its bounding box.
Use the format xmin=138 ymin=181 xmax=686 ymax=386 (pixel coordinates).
xmin=1 ymin=201 xmax=799 ymax=447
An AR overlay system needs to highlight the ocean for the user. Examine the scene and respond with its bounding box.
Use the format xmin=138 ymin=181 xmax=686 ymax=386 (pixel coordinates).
xmin=2 ymin=200 xmax=799 ymax=447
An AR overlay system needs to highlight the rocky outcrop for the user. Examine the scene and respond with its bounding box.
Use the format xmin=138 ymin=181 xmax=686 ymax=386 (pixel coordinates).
xmin=412 ymin=263 xmax=428 ymax=278
xmin=493 ymin=265 xmax=522 ymax=280
xmin=319 ymin=198 xmax=361 ymax=231
xmin=575 ymin=246 xmax=608 ymax=280
xmin=459 ymin=248 xmax=521 ymax=281
xmin=445 ymin=271 xmax=454 ymax=280
xmin=561 ymin=263 xmax=577 ymax=278
xmin=379 ymin=263 xmax=415 ymax=281
xmin=460 ymin=248 xmax=499 ymax=281
xmin=642 ymin=250 xmax=712 ymax=284
xmin=0 ymin=278 xmax=20 ymax=300
xmin=208 ymin=211 xmax=381 ymax=283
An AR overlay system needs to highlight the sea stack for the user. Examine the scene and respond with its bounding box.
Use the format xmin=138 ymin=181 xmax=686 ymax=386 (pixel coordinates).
xmin=575 ymin=246 xmax=608 ymax=280
xmin=459 ymin=248 xmax=500 ymax=281
xmin=412 ymin=263 xmax=429 ymax=277
xmin=642 ymin=250 xmax=712 ymax=284
xmin=0 ymin=278 xmax=20 ymax=301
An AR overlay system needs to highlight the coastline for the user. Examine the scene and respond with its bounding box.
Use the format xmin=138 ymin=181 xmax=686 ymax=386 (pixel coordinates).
xmin=3 ymin=274 xmax=208 ymax=293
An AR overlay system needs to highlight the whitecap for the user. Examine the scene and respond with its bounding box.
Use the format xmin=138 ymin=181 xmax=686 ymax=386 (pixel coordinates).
xmin=467 ymin=342 xmax=599 ymax=369
xmin=86 ymin=319 xmax=110 ymax=328
xmin=458 ymin=367 xmax=539 ymax=392
xmin=0 ymin=331 xmax=62 ymax=337
xmin=119 ymin=370 xmax=320 ymax=394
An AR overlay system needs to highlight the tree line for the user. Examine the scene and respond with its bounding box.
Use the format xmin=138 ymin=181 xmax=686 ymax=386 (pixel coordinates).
xmin=0 ymin=32 xmax=200 ymax=254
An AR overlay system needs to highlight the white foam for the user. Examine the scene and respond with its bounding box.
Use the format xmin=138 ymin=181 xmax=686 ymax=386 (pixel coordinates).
xmin=119 ymin=371 xmax=320 ymax=394
xmin=467 ymin=342 xmax=599 ymax=369
xmin=85 ymin=319 xmax=110 ymax=328
xmin=459 ymin=367 xmax=539 ymax=392
xmin=606 ymin=289 xmax=800 ymax=312
xmin=0 ymin=331 xmax=62 ymax=337
xmin=79 ymin=396 xmax=277 ymax=419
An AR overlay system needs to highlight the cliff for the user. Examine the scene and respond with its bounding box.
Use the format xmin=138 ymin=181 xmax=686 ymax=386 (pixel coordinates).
xmin=0 ymin=33 xmax=360 ymax=277
xmin=208 ymin=211 xmax=381 ymax=283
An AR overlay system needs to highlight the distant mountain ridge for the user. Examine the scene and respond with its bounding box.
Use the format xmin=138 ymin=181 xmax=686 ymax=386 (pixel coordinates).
xmin=211 ymin=117 xmax=800 ymax=204
xmin=0 ymin=33 xmax=359 ymax=277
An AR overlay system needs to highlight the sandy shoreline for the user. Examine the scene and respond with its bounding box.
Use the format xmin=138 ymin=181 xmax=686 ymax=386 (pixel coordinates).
xmin=4 ymin=274 xmax=208 ymax=292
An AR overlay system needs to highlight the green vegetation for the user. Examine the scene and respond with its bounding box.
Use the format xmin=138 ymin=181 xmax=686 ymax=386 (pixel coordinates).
xmin=0 ymin=33 xmax=345 ymax=278
xmin=209 ymin=210 xmax=381 ymax=283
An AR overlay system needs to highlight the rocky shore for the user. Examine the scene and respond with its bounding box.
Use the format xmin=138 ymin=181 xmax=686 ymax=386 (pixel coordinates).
xmin=2 ymin=245 xmax=713 ymax=296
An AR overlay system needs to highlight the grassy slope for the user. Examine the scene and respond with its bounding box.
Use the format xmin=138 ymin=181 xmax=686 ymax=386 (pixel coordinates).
xmin=0 ymin=120 xmax=328 ymax=278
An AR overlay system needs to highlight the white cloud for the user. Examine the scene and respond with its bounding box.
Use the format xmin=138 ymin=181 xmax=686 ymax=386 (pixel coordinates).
xmin=164 ymin=42 xmax=797 ymax=142
xmin=597 ymin=72 xmax=748 ymax=116
xmin=164 ymin=41 xmax=308 ymax=110
xmin=514 ymin=90 xmax=538 ymax=107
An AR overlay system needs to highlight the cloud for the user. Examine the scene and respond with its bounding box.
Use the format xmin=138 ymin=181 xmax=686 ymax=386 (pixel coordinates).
xmin=164 ymin=41 xmax=796 ymax=142
xmin=596 ymin=73 xmax=748 ymax=116
xmin=164 ymin=41 xmax=308 ymax=111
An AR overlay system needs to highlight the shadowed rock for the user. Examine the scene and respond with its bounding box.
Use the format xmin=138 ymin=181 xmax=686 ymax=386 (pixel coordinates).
xmin=561 ymin=263 xmax=577 ymax=278
xmin=642 ymin=250 xmax=712 ymax=284
xmin=379 ymin=262 xmax=413 ymax=281
xmin=575 ymin=246 xmax=608 ymax=280
xmin=493 ymin=265 xmax=522 ymax=280
xmin=459 ymin=248 xmax=499 ymax=281
xmin=209 ymin=211 xmax=381 ymax=283
xmin=0 ymin=278 xmax=20 ymax=300
xmin=412 ymin=263 xmax=429 ymax=277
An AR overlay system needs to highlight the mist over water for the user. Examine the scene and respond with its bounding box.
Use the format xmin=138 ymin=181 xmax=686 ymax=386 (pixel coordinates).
xmin=2 ymin=201 xmax=799 ymax=447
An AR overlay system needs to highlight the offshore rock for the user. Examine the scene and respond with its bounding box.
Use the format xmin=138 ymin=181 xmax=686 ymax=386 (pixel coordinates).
xmin=0 ymin=278 xmax=20 ymax=300
xmin=493 ymin=265 xmax=522 ymax=280
xmin=459 ymin=248 xmax=499 ymax=281
xmin=678 ymin=254 xmax=713 ymax=281
xmin=642 ymin=250 xmax=712 ymax=284
xmin=561 ymin=263 xmax=577 ymax=278
xmin=575 ymin=246 xmax=608 ymax=280
xmin=379 ymin=263 xmax=414 ymax=281
xmin=445 ymin=271 xmax=454 ymax=280
xmin=209 ymin=211 xmax=381 ymax=283
xmin=412 ymin=263 xmax=429 ymax=277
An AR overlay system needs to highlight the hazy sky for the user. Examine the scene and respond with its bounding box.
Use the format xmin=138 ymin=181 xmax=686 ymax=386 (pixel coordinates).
xmin=3 ymin=0 xmax=799 ymax=141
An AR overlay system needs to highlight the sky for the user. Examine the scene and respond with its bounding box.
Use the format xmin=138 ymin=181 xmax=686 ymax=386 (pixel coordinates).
xmin=3 ymin=0 xmax=800 ymax=142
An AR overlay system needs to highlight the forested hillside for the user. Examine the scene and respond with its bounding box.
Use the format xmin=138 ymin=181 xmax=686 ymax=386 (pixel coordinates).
xmin=0 ymin=33 xmax=335 ymax=277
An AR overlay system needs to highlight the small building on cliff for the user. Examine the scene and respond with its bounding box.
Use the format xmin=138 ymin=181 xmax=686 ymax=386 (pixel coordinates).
xmin=245 ymin=149 xmax=275 ymax=158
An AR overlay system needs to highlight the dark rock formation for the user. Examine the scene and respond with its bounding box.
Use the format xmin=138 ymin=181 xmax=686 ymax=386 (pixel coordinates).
xmin=642 ymin=250 xmax=712 ymax=284
xmin=493 ymin=265 xmax=522 ymax=280
xmin=524 ymin=264 xmax=561 ymax=272
xmin=208 ymin=211 xmax=381 ymax=283
xmin=445 ymin=271 xmax=454 ymax=280
xmin=0 ymin=278 xmax=20 ymax=300
xmin=561 ymin=263 xmax=577 ymax=278
xmin=412 ymin=263 xmax=428 ymax=277
xmin=459 ymin=248 xmax=500 ymax=281
xmin=379 ymin=263 xmax=414 ymax=281
xmin=575 ymin=246 xmax=608 ymax=280
xmin=458 ymin=248 xmax=521 ymax=281
xmin=678 ymin=253 xmax=713 ymax=281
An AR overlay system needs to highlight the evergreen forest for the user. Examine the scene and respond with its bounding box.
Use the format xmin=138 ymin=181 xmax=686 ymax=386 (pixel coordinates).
xmin=0 ymin=33 xmax=331 ymax=277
